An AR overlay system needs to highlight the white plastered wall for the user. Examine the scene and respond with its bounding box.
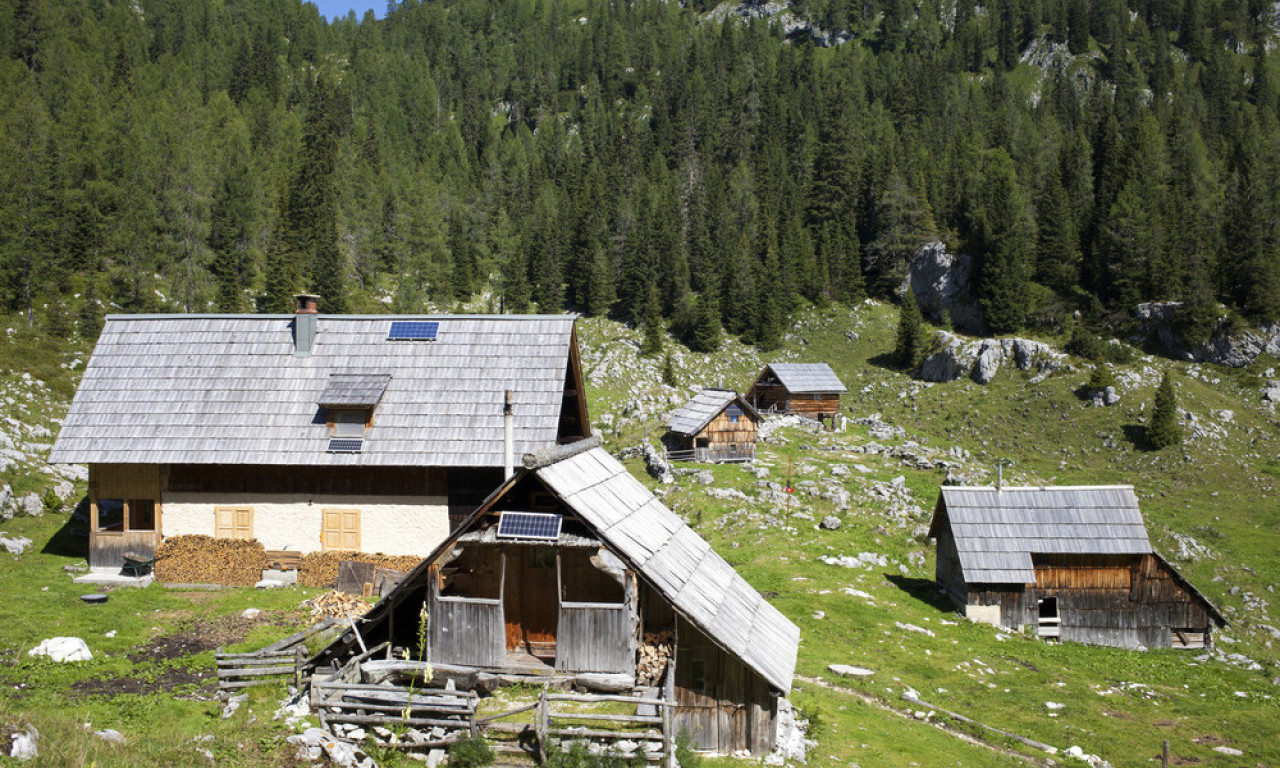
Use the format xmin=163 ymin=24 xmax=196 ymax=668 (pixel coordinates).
xmin=965 ymin=604 xmax=1002 ymax=627
xmin=162 ymin=493 xmax=450 ymax=556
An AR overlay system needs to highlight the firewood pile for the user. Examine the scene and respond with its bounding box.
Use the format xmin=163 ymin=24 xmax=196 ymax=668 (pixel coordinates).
xmin=154 ymin=535 xmax=265 ymax=586
xmin=636 ymin=630 xmax=673 ymax=686
xmin=303 ymin=590 xmax=372 ymax=622
xmin=298 ymin=552 xmax=422 ymax=588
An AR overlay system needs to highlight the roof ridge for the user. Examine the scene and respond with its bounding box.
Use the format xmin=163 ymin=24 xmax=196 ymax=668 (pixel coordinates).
xmin=103 ymin=313 xmax=578 ymax=321
xmin=521 ymin=435 xmax=603 ymax=469
xmin=945 ymin=485 xmax=1136 ymax=491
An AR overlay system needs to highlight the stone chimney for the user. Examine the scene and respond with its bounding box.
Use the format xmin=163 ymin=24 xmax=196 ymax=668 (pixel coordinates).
xmin=294 ymin=294 xmax=320 ymax=358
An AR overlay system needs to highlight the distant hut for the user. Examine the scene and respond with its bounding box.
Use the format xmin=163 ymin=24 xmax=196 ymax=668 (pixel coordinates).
xmin=928 ymin=485 xmax=1225 ymax=649
xmin=312 ymin=437 xmax=800 ymax=756
xmin=665 ymin=389 xmax=761 ymax=463
xmin=746 ymin=363 xmax=846 ymax=422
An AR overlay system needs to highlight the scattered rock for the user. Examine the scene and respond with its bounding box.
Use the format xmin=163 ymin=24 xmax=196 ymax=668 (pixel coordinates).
xmin=28 ymin=637 xmax=92 ymax=662
xmin=641 ymin=443 xmax=673 ymax=484
xmin=0 ymin=484 xmax=11 ymax=519
xmin=0 ymin=534 xmax=32 ymax=555
xmin=828 ymin=664 xmax=875 ymax=677
xmin=93 ymin=729 xmax=126 ymax=744
xmin=1044 ymin=701 xmax=1064 ymax=710
xmin=241 ymin=608 xmax=262 ymax=619
xmin=819 ymin=516 xmax=842 ymax=531
xmin=691 ymin=470 xmax=715 ymax=485
xmin=16 ymin=493 xmax=41 ymax=518
xmin=895 ymin=621 xmax=936 ymax=637
xmin=9 ymin=725 xmax=37 ymax=760
xmin=1212 ymin=746 xmax=1244 ymax=756
xmin=221 ymin=693 xmax=248 ymax=720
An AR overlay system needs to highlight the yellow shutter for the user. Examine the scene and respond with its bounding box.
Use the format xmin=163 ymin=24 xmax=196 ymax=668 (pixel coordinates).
xmin=214 ymin=507 xmax=253 ymax=540
xmin=322 ymin=509 xmax=360 ymax=552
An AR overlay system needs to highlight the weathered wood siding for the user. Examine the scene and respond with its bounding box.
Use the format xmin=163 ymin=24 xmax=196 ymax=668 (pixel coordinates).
xmin=934 ymin=523 xmax=967 ymax=607
xmin=429 ymin=596 xmax=505 ymax=667
xmin=966 ymin=555 xmax=1217 ymax=649
xmin=556 ymin=603 xmax=632 ymax=673
xmin=89 ymin=531 xmax=158 ymax=568
xmin=784 ymin=394 xmax=841 ymax=417
xmin=673 ymin=616 xmax=776 ymax=756
xmin=89 ymin=464 xmax=162 ymax=568
xmin=166 ymin=464 xmax=445 ymax=496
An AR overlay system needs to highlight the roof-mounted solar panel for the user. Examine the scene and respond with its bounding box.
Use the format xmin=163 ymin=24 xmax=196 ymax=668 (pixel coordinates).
xmin=327 ymin=437 xmax=363 ymax=453
xmin=496 ymin=511 xmax=562 ymax=541
xmin=388 ymin=321 xmax=439 ymax=341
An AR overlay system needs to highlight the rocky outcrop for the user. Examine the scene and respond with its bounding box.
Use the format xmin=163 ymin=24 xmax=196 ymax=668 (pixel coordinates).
xmin=902 ymin=241 xmax=983 ymax=334
xmin=918 ymin=331 xmax=1066 ymax=385
xmin=1137 ymin=300 xmax=1280 ymax=368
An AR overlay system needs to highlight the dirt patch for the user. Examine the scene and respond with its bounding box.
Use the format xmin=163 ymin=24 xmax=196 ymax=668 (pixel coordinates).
xmin=128 ymin=612 xmax=293 ymax=663
xmin=73 ymin=666 xmax=214 ymax=698
xmin=1169 ymin=756 xmax=1202 ymax=766
xmin=1191 ymin=734 xmax=1227 ymax=745
xmin=1153 ymin=719 xmax=1179 ymax=727
xmin=1102 ymin=709 xmax=1134 ymax=720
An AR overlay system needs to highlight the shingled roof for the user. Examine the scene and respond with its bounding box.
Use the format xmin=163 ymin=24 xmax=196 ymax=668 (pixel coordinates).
xmin=760 ymin=363 xmax=847 ymax=394
xmin=50 ymin=314 xmax=582 ymax=467
xmin=666 ymin=389 xmax=759 ymax=436
xmin=928 ymin=486 xmax=1152 ymax=584
xmin=329 ymin=439 xmax=800 ymax=693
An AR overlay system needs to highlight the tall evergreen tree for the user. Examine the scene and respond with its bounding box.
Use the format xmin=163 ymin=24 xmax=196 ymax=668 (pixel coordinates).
xmin=971 ymin=149 xmax=1035 ymax=334
xmin=1147 ymin=370 xmax=1183 ymax=449
xmin=894 ymin=287 xmax=927 ymax=370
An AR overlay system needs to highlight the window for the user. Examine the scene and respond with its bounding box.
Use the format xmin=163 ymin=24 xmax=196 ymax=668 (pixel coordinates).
xmin=215 ymin=507 xmax=254 ymax=540
xmin=322 ymin=508 xmax=360 ymax=551
xmin=332 ymin=409 xmax=367 ymax=437
xmin=129 ymin=499 xmax=156 ymax=531
xmin=97 ymin=499 xmax=124 ymax=532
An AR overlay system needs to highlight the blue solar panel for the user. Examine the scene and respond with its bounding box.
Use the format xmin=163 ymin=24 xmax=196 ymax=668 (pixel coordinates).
xmin=496 ymin=511 xmax=562 ymax=540
xmin=327 ymin=437 xmax=363 ymax=453
xmin=388 ymin=321 xmax=439 ymax=341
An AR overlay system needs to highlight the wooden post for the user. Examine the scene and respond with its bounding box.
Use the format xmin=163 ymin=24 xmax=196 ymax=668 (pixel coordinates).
xmin=1162 ymin=740 xmax=1169 ymax=768
xmin=295 ymin=646 xmax=305 ymax=691
xmin=536 ymin=687 xmax=549 ymax=763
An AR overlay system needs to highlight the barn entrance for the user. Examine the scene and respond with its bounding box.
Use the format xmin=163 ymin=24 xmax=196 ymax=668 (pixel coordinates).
xmin=504 ymin=547 xmax=559 ymax=662
xmin=1037 ymin=596 xmax=1060 ymax=639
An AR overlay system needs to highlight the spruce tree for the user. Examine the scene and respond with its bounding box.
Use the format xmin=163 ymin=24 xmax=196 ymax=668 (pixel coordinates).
xmin=1147 ymin=370 xmax=1183 ymax=449
xmin=640 ymin=284 xmax=664 ymax=357
xmin=688 ymin=292 xmax=721 ymax=353
xmin=894 ymin=287 xmax=926 ymax=370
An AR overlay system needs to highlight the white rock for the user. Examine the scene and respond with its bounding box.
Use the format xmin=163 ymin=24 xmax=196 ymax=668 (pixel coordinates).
xmin=16 ymin=493 xmax=41 ymax=517
xmin=241 ymin=608 xmax=262 ymax=619
xmin=0 ymin=534 xmax=32 ymax=555
xmin=1044 ymin=701 xmax=1064 ymax=710
xmin=9 ymin=725 xmax=37 ymax=760
xmin=93 ymin=728 xmax=126 ymax=744
xmin=828 ymin=664 xmax=874 ymax=677
xmin=895 ymin=621 xmax=936 ymax=637
xmin=1212 ymin=746 xmax=1243 ymax=756
xmin=28 ymin=637 xmax=91 ymax=662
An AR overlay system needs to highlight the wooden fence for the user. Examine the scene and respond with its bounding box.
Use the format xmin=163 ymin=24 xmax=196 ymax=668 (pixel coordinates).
xmin=215 ymin=618 xmax=337 ymax=695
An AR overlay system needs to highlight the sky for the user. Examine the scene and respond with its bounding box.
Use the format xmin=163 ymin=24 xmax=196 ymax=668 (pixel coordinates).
xmin=308 ymin=1 xmax=385 ymax=21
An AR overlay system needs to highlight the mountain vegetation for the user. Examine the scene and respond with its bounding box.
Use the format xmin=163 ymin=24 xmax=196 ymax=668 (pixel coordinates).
xmin=1 ymin=0 xmax=1278 ymax=350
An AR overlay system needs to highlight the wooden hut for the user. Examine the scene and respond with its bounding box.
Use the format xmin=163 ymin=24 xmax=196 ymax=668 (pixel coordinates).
xmin=665 ymin=389 xmax=761 ymax=463
xmin=311 ymin=436 xmax=800 ymax=756
xmin=928 ymin=486 xmax=1225 ymax=649
xmin=746 ymin=363 xmax=846 ymax=421
xmin=49 ymin=298 xmax=590 ymax=567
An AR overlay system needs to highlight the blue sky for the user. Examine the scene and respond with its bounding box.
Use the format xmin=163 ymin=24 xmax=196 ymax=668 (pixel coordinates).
xmin=308 ymin=1 xmax=385 ymax=21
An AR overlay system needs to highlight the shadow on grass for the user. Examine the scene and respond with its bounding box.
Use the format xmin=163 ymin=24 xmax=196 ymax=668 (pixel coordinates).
xmin=1122 ymin=424 xmax=1153 ymax=451
xmin=866 ymin=352 xmax=902 ymax=373
xmin=40 ymin=496 xmax=89 ymax=559
xmin=884 ymin=574 xmax=954 ymax=611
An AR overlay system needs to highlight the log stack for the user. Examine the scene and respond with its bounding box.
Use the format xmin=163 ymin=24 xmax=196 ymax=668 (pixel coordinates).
xmin=303 ymin=591 xmax=372 ymax=622
xmin=636 ymin=630 xmax=673 ymax=686
xmin=154 ymin=535 xmax=265 ymax=586
xmin=298 ymin=552 xmax=422 ymax=588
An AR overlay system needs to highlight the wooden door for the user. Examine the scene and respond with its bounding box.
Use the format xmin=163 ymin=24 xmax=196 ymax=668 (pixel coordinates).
xmin=214 ymin=507 xmax=254 ymax=540
xmin=503 ymin=547 xmax=559 ymax=657
xmin=322 ymin=508 xmax=360 ymax=551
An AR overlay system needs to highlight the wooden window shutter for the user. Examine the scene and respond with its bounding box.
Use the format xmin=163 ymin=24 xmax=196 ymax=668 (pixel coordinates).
xmin=215 ymin=507 xmax=253 ymax=540
xmin=322 ymin=509 xmax=360 ymax=552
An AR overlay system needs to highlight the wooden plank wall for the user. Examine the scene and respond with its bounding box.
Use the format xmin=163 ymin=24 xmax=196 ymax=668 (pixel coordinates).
xmin=933 ymin=525 xmax=968 ymax=608
xmin=556 ymin=604 xmax=632 ymax=673
xmin=429 ymin=595 xmax=505 ymax=667
xmin=166 ymin=464 xmax=445 ymax=496
xmin=89 ymin=465 xmax=162 ymax=568
xmin=785 ymin=395 xmax=841 ymax=417
xmin=672 ymin=616 xmax=776 ymax=756
xmin=699 ymin=410 xmax=758 ymax=448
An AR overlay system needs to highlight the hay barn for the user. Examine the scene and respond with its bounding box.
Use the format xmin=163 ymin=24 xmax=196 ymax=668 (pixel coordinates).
xmin=928 ymin=485 xmax=1225 ymax=649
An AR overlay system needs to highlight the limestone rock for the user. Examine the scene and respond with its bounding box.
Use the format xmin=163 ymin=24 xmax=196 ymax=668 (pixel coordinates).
xmin=819 ymin=516 xmax=842 ymax=531
xmin=0 ymin=484 xmax=11 ymax=519
xmin=28 ymin=637 xmax=92 ymax=662
xmin=93 ymin=729 xmax=126 ymax=744
xmin=903 ymin=241 xmax=983 ymax=333
xmin=828 ymin=664 xmax=874 ymax=677
xmin=972 ymin=339 xmax=1005 ymax=384
xmin=0 ymin=534 xmax=32 ymax=555
xmin=9 ymin=725 xmax=37 ymax=760
xmin=16 ymin=493 xmax=42 ymax=518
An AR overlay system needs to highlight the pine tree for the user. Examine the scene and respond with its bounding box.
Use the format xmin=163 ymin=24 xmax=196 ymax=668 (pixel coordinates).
xmin=971 ymin=149 xmax=1035 ymax=334
xmin=640 ymin=283 xmax=664 ymax=357
xmin=1147 ymin=370 xmax=1183 ymax=449
xmin=687 ymin=292 xmax=721 ymax=353
xmin=78 ymin=280 xmax=103 ymax=341
xmin=894 ymin=287 xmax=926 ymax=370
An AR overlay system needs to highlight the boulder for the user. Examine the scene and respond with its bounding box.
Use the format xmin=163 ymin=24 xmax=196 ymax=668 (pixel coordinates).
xmin=903 ymin=241 xmax=983 ymax=333
xmin=93 ymin=729 xmax=126 ymax=744
xmin=0 ymin=484 xmax=11 ymax=519
xmin=819 ymin=516 xmax=842 ymax=531
xmin=16 ymin=493 xmax=42 ymax=518
xmin=28 ymin=637 xmax=92 ymax=662
xmin=1265 ymin=381 xmax=1280 ymax=402
xmin=1090 ymin=386 xmax=1120 ymax=407
xmin=641 ymin=443 xmax=673 ymax=485
xmin=828 ymin=664 xmax=874 ymax=677
xmin=9 ymin=725 xmax=37 ymax=761
xmin=918 ymin=331 xmax=1066 ymax=384
xmin=0 ymin=534 xmax=32 ymax=555
xmin=972 ymin=339 xmax=1005 ymax=384
xmin=919 ymin=332 xmax=977 ymax=382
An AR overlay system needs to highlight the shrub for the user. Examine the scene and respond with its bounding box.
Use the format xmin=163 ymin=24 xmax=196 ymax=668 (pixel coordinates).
xmin=446 ymin=735 xmax=494 ymax=767
xmin=1088 ymin=364 xmax=1117 ymax=391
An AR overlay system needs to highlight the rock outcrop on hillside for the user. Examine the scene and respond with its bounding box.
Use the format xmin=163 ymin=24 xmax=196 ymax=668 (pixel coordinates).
xmin=902 ymin=241 xmax=983 ymax=334
xmin=1137 ymin=301 xmax=1280 ymax=368
xmin=917 ymin=331 xmax=1066 ymax=384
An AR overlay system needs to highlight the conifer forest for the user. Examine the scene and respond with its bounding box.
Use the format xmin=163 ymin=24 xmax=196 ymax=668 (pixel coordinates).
xmin=1 ymin=0 xmax=1278 ymax=350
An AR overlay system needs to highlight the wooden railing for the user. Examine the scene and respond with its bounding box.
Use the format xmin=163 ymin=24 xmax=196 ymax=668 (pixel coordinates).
xmin=430 ymin=596 xmax=504 ymax=668
xmin=538 ymin=690 xmax=676 ymax=765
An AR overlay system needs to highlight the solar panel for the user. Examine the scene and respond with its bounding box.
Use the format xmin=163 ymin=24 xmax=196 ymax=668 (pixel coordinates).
xmin=387 ymin=321 xmax=439 ymax=341
xmin=327 ymin=437 xmax=363 ymax=453
xmin=496 ymin=511 xmax=562 ymax=541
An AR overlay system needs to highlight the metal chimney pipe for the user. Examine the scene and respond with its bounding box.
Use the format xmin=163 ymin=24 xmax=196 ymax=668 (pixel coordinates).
xmin=504 ymin=390 xmax=514 ymax=480
xmin=997 ymin=462 xmax=1003 ymax=491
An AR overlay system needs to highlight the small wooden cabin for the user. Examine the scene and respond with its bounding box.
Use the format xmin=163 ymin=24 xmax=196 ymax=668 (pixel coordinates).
xmin=928 ymin=486 xmax=1225 ymax=649
xmin=312 ymin=437 xmax=800 ymax=756
xmin=746 ymin=363 xmax=846 ymax=421
xmin=665 ymin=389 xmax=761 ymax=463
xmin=49 ymin=299 xmax=590 ymax=567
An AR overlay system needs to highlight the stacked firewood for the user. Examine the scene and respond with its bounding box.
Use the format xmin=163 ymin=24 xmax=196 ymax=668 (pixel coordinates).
xmin=302 ymin=591 xmax=372 ymax=622
xmin=298 ymin=552 xmax=422 ymax=588
xmin=636 ymin=630 xmax=674 ymax=686
xmin=154 ymin=535 xmax=265 ymax=586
